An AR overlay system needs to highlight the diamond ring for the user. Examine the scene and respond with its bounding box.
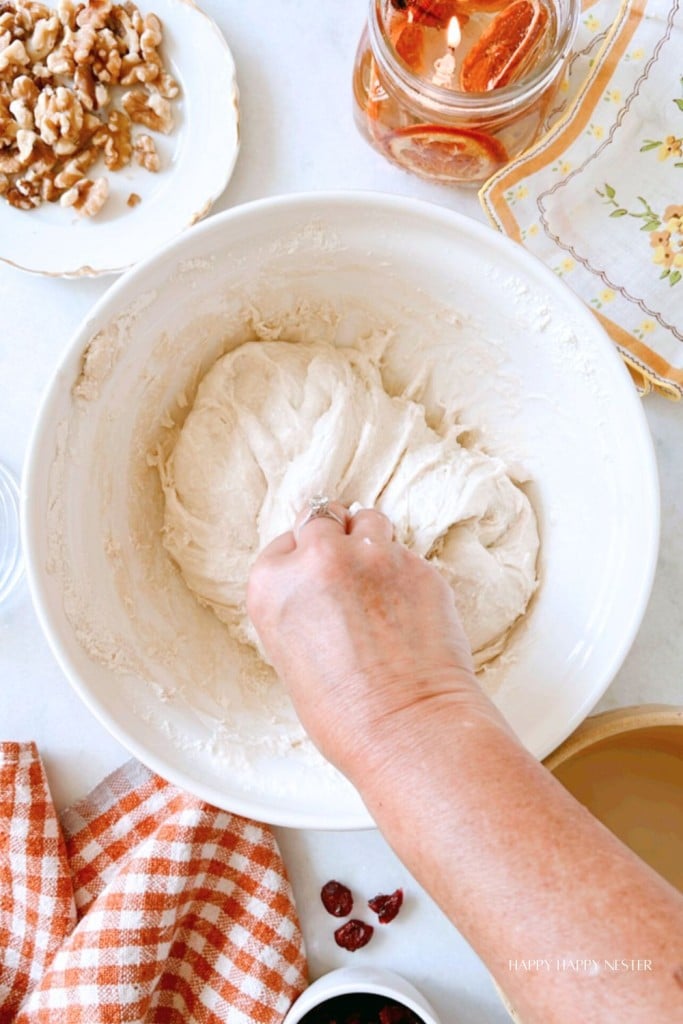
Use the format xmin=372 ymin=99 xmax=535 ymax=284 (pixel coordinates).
xmin=297 ymin=494 xmax=346 ymax=533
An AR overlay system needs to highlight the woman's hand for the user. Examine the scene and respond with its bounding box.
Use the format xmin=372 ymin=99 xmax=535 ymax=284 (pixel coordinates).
xmin=247 ymin=499 xmax=499 ymax=778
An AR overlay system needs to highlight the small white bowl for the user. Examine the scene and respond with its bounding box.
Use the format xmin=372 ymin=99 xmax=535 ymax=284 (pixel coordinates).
xmin=283 ymin=967 xmax=442 ymax=1024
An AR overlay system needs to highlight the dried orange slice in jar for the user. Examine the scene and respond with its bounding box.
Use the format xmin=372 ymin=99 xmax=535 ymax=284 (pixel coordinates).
xmin=389 ymin=0 xmax=463 ymax=29
xmin=390 ymin=18 xmax=426 ymax=72
xmin=459 ymin=0 xmax=550 ymax=92
xmin=450 ymin=0 xmax=510 ymax=11
xmin=385 ymin=124 xmax=508 ymax=182
xmin=366 ymin=58 xmax=388 ymax=125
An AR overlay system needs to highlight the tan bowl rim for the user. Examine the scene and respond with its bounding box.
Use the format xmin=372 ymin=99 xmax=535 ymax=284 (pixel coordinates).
xmin=496 ymin=704 xmax=683 ymax=1022
xmin=543 ymin=703 xmax=683 ymax=772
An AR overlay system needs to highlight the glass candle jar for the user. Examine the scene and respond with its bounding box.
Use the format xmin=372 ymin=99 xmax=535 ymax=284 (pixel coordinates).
xmin=352 ymin=0 xmax=579 ymax=186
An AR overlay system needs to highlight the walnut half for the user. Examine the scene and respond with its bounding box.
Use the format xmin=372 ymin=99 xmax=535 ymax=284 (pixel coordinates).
xmin=132 ymin=129 xmax=156 ymax=170
xmin=60 ymin=173 xmax=108 ymax=215
xmin=95 ymin=106 xmax=131 ymax=170
xmin=122 ymin=85 xmax=172 ymax=133
xmin=34 ymin=84 xmax=84 ymax=155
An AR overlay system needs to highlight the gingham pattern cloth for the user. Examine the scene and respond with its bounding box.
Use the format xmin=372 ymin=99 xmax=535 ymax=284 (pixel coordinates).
xmin=0 ymin=743 xmax=307 ymax=1023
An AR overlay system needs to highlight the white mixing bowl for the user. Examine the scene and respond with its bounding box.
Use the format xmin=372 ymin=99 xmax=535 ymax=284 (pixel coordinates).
xmin=22 ymin=192 xmax=659 ymax=828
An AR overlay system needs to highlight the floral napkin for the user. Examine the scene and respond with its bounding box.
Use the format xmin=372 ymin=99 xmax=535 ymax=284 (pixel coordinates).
xmin=0 ymin=744 xmax=307 ymax=1023
xmin=480 ymin=0 xmax=683 ymax=398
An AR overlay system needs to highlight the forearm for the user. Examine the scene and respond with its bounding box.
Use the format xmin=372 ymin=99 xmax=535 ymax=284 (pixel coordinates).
xmin=247 ymin=506 xmax=683 ymax=1019
xmin=347 ymin=696 xmax=683 ymax=1024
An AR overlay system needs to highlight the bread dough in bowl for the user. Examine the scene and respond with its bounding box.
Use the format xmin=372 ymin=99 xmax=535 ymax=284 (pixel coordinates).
xmin=160 ymin=339 xmax=539 ymax=669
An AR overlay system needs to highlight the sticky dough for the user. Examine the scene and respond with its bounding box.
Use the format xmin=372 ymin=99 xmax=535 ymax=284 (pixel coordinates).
xmin=160 ymin=339 xmax=539 ymax=669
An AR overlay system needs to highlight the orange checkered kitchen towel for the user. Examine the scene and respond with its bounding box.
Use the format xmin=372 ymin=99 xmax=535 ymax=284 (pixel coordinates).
xmin=0 ymin=742 xmax=307 ymax=1023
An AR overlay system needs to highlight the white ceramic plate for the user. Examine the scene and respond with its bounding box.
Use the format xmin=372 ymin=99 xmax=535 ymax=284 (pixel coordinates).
xmin=1 ymin=0 xmax=239 ymax=277
xmin=22 ymin=193 xmax=659 ymax=828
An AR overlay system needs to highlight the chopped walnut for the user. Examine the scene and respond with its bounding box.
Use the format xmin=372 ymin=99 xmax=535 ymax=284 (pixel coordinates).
xmin=60 ymin=173 xmax=107 ymax=215
xmin=26 ymin=13 xmax=59 ymax=60
xmin=139 ymin=11 xmax=159 ymax=61
xmin=121 ymin=53 xmax=158 ymax=84
xmin=0 ymin=16 xmax=19 ymax=44
xmin=118 ymin=51 xmax=139 ymax=83
xmin=111 ymin=4 xmax=140 ymax=59
xmin=0 ymin=94 xmax=18 ymax=143
xmin=155 ymin=68 xmax=177 ymax=99
xmin=0 ymin=169 xmax=8 ymax=193
xmin=0 ymin=38 xmax=30 ymax=75
xmin=11 ymin=72 xmax=39 ymax=103
xmin=15 ymin=124 xmax=36 ymax=160
xmin=76 ymin=0 xmax=111 ymax=30
xmin=56 ymin=0 xmax=78 ymax=30
xmin=78 ymin=107 xmax=101 ymax=141
xmin=122 ymin=84 xmax=170 ymax=132
xmin=29 ymin=59 xmax=53 ymax=81
xmin=72 ymin=23 xmax=96 ymax=64
xmin=34 ymin=83 xmax=84 ymax=154
xmin=119 ymin=57 xmax=155 ymax=85
xmin=126 ymin=189 xmax=139 ymax=206
xmin=38 ymin=169 xmax=57 ymax=198
xmin=99 ymin=106 xmax=130 ymax=169
xmin=26 ymin=132 xmax=55 ymax=171
xmin=73 ymin=60 xmax=95 ymax=108
xmin=20 ymin=3 xmax=53 ymax=24
xmin=0 ymin=149 xmax=20 ymax=171
xmin=45 ymin=35 xmax=74 ymax=75
xmin=91 ymin=27 xmax=121 ymax=82
xmin=7 ymin=174 xmax=41 ymax=207
xmin=53 ymin=140 xmax=96 ymax=186
xmin=9 ymin=94 xmax=33 ymax=126
xmin=133 ymin=129 xmax=156 ymax=170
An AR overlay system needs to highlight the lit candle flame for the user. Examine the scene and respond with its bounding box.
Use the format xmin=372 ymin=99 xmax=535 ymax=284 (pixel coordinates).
xmin=431 ymin=15 xmax=461 ymax=89
xmin=447 ymin=16 xmax=461 ymax=51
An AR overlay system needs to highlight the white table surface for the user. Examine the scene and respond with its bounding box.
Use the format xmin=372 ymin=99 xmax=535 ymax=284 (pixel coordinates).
xmin=1 ymin=2 xmax=681 ymax=1021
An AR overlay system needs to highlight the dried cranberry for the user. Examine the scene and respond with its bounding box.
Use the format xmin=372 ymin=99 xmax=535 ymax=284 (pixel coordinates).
xmin=368 ymin=887 xmax=404 ymax=924
xmin=334 ymin=919 xmax=374 ymax=951
xmin=320 ymin=879 xmax=353 ymax=917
